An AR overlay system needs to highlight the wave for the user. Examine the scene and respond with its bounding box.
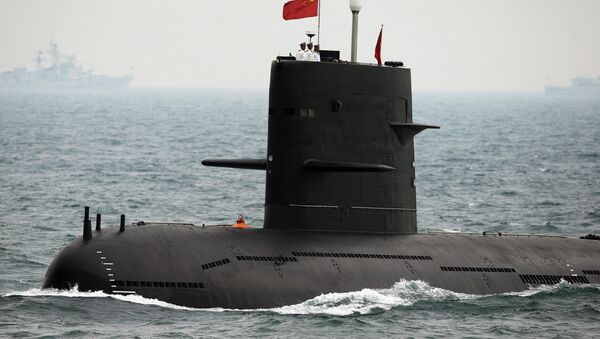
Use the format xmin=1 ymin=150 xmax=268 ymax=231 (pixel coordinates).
xmin=267 ymin=280 xmax=594 ymax=315
xmin=4 ymin=280 xmax=599 ymax=316
xmin=3 ymin=286 xmax=197 ymax=311
xmin=501 ymin=279 xmax=599 ymax=297
xmin=270 ymin=280 xmax=477 ymax=316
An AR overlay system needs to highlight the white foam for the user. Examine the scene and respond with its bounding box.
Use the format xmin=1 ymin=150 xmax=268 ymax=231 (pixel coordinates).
xmin=4 ymin=287 xmax=196 ymax=311
xmin=268 ymin=280 xmax=478 ymax=316
xmin=501 ymin=279 xmax=599 ymax=297
xmin=5 ymin=280 xmax=598 ymax=316
xmin=5 ymin=286 xmax=106 ymax=298
xmin=501 ymin=283 xmax=560 ymax=297
xmin=110 ymin=293 xmax=197 ymax=310
xmin=3 ymin=281 xmax=475 ymax=315
xmin=441 ymin=228 xmax=464 ymax=233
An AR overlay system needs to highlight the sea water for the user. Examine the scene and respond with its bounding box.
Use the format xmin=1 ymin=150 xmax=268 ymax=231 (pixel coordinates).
xmin=0 ymin=89 xmax=599 ymax=337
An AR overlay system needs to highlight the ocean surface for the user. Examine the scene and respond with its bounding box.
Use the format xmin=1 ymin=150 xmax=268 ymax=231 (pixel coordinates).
xmin=1 ymin=88 xmax=599 ymax=337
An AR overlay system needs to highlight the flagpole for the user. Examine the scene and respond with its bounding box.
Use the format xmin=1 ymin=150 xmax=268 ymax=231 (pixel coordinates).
xmin=317 ymin=0 xmax=321 ymax=45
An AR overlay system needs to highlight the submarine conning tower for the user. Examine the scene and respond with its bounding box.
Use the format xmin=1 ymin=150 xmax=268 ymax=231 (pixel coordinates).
xmin=203 ymin=59 xmax=438 ymax=234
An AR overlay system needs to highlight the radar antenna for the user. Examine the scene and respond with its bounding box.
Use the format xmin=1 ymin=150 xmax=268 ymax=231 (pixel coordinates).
xmin=33 ymin=49 xmax=44 ymax=69
xmin=47 ymin=40 xmax=61 ymax=67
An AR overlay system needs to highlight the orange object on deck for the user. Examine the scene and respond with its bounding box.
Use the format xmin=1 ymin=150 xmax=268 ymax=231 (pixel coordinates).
xmin=233 ymin=214 xmax=249 ymax=228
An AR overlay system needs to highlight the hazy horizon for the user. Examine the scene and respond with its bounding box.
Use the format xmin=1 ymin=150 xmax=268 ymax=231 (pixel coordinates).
xmin=1 ymin=0 xmax=599 ymax=91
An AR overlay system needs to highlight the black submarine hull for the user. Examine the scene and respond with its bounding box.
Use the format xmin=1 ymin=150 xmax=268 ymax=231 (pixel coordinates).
xmin=44 ymin=59 xmax=600 ymax=308
xmin=44 ymin=224 xmax=600 ymax=309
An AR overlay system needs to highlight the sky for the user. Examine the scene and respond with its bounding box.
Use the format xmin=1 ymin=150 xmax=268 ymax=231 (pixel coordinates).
xmin=1 ymin=0 xmax=599 ymax=91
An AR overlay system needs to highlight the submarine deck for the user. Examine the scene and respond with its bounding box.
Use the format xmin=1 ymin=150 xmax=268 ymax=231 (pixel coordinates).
xmin=44 ymin=223 xmax=600 ymax=308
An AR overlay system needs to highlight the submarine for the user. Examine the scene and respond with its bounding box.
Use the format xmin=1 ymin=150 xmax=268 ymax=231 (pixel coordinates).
xmin=44 ymin=5 xmax=600 ymax=309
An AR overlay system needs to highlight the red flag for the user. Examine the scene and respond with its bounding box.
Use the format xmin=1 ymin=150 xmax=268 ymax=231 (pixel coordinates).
xmin=374 ymin=26 xmax=383 ymax=65
xmin=283 ymin=0 xmax=318 ymax=20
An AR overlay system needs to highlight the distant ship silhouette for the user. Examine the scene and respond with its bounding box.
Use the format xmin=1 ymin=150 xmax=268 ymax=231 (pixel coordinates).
xmin=545 ymin=76 xmax=600 ymax=96
xmin=0 ymin=41 xmax=132 ymax=90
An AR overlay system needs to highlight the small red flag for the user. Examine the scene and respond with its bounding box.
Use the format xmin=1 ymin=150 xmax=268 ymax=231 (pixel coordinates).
xmin=374 ymin=26 xmax=383 ymax=65
xmin=283 ymin=0 xmax=318 ymax=20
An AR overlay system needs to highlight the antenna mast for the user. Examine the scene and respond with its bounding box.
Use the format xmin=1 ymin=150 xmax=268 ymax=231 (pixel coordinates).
xmin=349 ymin=0 xmax=362 ymax=63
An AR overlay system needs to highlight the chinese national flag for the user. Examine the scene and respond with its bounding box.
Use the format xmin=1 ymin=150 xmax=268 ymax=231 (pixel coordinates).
xmin=374 ymin=26 xmax=383 ymax=66
xmin=283 ymin=0 xmax=318 ymax=20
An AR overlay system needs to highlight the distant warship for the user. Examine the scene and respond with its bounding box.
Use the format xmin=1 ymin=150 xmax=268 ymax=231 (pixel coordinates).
xmin=0 ymin=41 xmax=132 ymax=90
xmin=545 ymin=76 xmax=600 ymax=96
xmin=43 ymin=3 xmax=600 ymax=308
